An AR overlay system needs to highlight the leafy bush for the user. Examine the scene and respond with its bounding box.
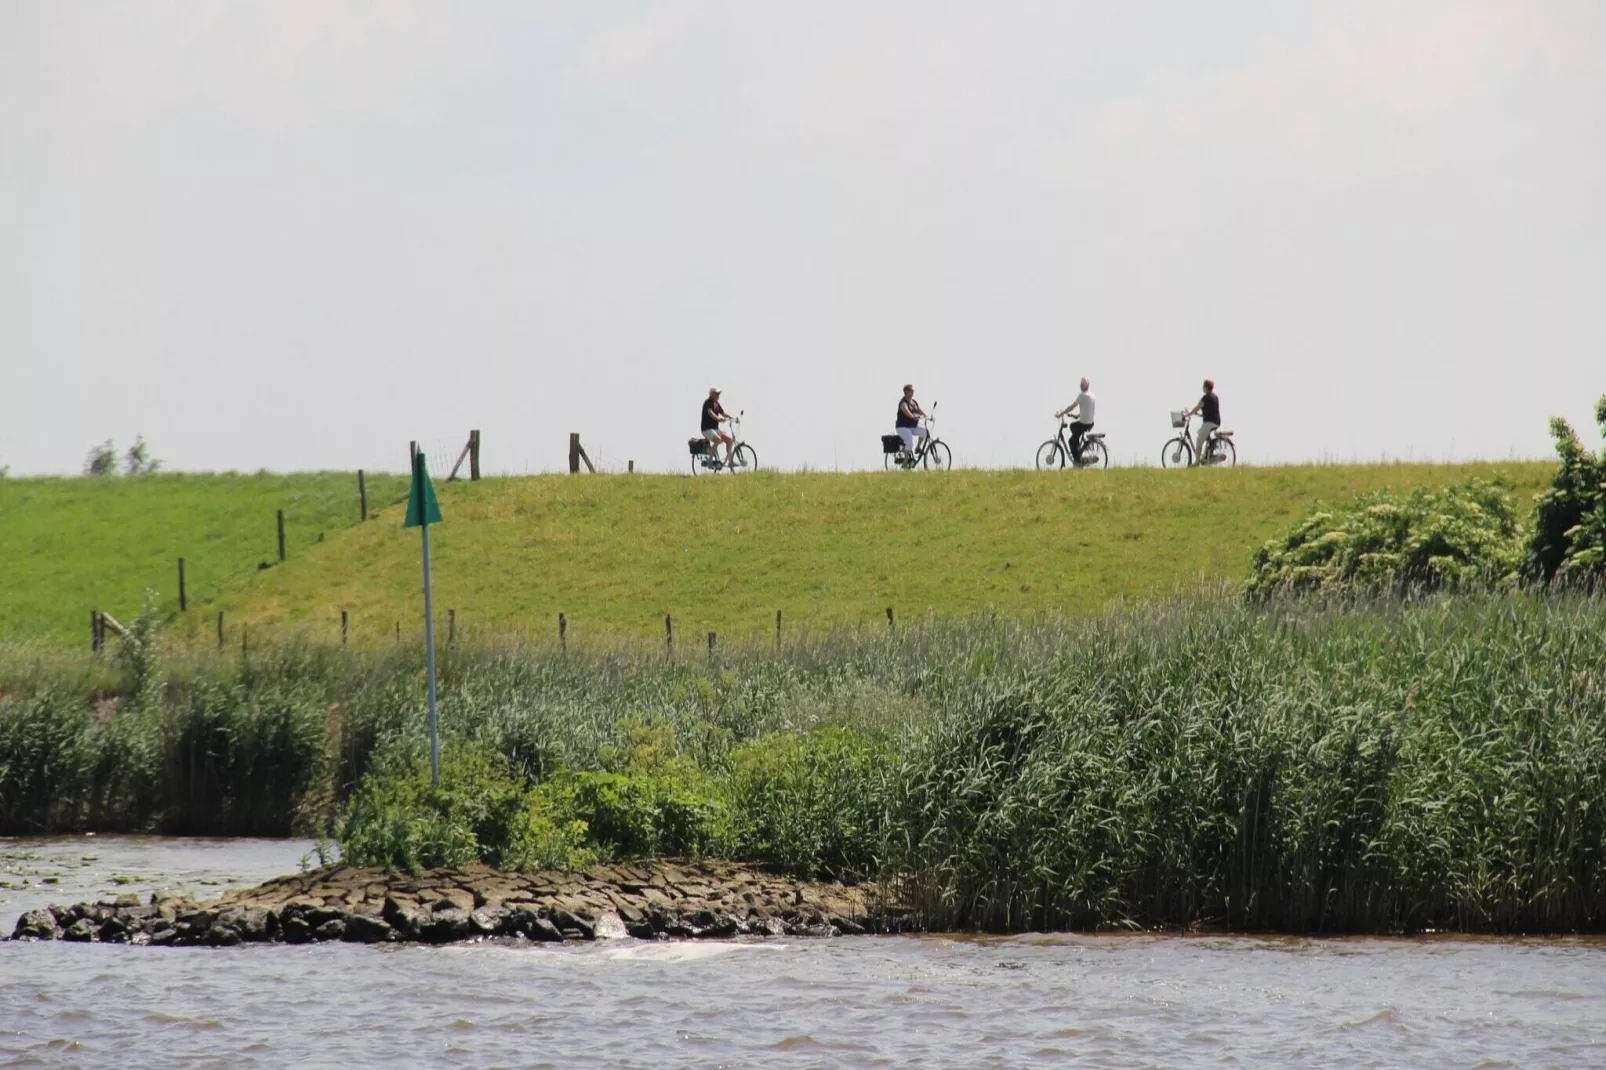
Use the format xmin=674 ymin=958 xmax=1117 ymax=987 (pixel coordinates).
xmin=1525 ymin=395 xmax=1606 ymax=586
xmin=725 ymin=727 xmax=894 ymax=880
xmin=1246 ymin=480 xmax=1523 ymax=596
xmin=550 ymin=763 xmax=733 ymax=861
xmin=336 ymin=749 xmax=592 ymax=874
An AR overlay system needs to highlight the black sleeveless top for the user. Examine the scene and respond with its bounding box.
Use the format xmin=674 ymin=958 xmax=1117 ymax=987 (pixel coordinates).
xmin=896 ymin=397 xmax=923 ymax=428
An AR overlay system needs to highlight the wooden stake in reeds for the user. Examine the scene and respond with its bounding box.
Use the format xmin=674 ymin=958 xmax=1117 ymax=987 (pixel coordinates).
xmin=358 ymin=469 xmax=368 ymax=522
xmin=886 ymin=606 xmax=896 ymax=635
xmin=559 ymin=612 xmax=567 ymax=654
xmin=395 ymin=621 xmax=401 ymax=643
xmin=665 ymin=613 xmax=674 ymax=657
xmin=448 ymin=608 xmax=456 ymax=645
xmin=341 ymin=609 xmax=348 ymax=649
xmin=708 ymin=630 xmax=716 ymax=659
xmin=177 ymin=557 xmax=187 ymax=612
xmin=90 ymin=610 xmax=101 ymax=654
xmin=217 ymin=611 xmax=224 ymax=650
xmin=776 ymin=609 xmax=782 ymax=652
xmin=276 ymin=510 xmax=286 ymax=562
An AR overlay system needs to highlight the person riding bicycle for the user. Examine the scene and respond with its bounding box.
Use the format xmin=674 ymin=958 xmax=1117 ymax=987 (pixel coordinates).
xmin=701 ymin=387 xmax=734 ymax=465
xmin=1055 ymin=378 xmax=1096 ymax=463
xmin=895 ymin=384 xmax=928 ymax=459
xmin=1186 ymin=379 xmax=1221 ymax=460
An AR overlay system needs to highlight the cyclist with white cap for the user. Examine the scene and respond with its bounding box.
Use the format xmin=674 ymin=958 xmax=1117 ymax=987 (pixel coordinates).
xmin=701 ymin=388 xmax=734 ymax=466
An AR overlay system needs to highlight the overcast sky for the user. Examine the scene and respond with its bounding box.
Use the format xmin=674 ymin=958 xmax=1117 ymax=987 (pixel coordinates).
xmin=3 ymin=1 xmax=1602 ymax=475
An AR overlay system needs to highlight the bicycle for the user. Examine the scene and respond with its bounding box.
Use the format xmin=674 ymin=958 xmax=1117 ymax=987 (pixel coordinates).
xmin=688 ymin=412 xmax=758 ymax=474
xmin=1160 ymin=410 xmax=1236 ymax=468
xmin=1036 ymin=418 xmax=1109 ymax=470
xmin=881 ymin=405 xmax=952 ymax=470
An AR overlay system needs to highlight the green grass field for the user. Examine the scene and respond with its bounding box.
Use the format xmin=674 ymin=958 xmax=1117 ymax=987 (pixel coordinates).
xmin=0 ymin=472 xmax=408 ymax=642
xmin=0 ymin=462 xmax=1555 ymax=645
xmin=210 ymin=462 xmax=1553 ymax=645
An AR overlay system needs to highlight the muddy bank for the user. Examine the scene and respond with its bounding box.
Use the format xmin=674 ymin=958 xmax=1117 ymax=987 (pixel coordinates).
xmin=9 ymin=859 xmax=915 ymax=945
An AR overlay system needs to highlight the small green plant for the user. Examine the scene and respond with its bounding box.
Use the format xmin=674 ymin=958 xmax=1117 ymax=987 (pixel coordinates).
xmin=1246 ymin=480 xmax=1523 ymax=597
xmin=1525 ymin=394 xmax=1606 ymax=587
xmin=123 ymin=436 xmax=160 ymax=477
xmin=83 ymin=441 xmax=117 ymax=478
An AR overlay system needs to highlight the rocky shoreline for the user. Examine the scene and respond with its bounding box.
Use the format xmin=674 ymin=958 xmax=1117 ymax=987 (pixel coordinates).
xmin=9 ymin=860 xmax=915 ymax=946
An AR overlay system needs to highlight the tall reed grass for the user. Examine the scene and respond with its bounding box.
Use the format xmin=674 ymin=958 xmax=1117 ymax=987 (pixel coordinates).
xmin=1 ymin=593 xmax=1601 ymax=933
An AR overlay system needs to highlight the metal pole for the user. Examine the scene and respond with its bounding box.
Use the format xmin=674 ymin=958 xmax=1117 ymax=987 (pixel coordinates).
xmin=421 ymin=494 xmax=440 ymax=789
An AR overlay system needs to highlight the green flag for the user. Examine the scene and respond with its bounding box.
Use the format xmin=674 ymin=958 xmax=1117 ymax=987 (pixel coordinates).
xmin=404 ymin=450 xmax=443 ymax=529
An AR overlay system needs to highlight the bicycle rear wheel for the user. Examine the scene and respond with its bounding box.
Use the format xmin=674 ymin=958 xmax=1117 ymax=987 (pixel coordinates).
xmin=1209 ymin=437 xmax=1236 ymax=467
xmin=923 ymin=440 xmax=952 ymax=470
xmin=1079 ymin=440 xmax=1109 ymax=469
xmin=1035 ymin=441 xmax=1064 ymax=470
xmin=732 ymin=443 xmax=757 ymax=472
xmin=1161 ymin=437 xmax=1190 ymax=468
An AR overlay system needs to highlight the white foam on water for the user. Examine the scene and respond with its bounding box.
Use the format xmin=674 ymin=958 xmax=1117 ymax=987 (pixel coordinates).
xmin=597 ymin=940 xmax=789 ymax=963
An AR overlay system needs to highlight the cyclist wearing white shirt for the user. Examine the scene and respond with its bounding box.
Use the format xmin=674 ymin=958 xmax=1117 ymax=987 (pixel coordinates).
xmin=1055 ymin=378 xmax=1096 ymax=463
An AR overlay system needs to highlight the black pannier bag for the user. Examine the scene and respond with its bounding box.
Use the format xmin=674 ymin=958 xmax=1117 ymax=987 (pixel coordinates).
xmin=688 ymin=437 xmax=710 ymax=456
xmin=881 ymin=434 xmax=905 ymax=454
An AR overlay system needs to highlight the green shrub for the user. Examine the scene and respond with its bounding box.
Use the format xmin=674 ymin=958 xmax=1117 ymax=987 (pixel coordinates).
xmin=726 ymin=727 xmax=895 ymax=880
xmin=548 ymin=764 xmax=733 ymax=860
xmin=1246 ymin=481 xmax=1523 ymax=596
xmin=1525 ymin=395 xmax=1606 ymax=586
xmin=335 ymin=749 xmax=592 ymax=874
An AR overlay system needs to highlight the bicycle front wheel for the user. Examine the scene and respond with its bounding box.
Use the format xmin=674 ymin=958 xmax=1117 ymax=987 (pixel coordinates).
xmin=732 ymin=443 xmax=758 ymax=472
xmin=1161 ymin=437 xmax=1190 ymax=469
xmin=1035 ymin=441 xmax=1064 ymax=470
xmin=1211 ymin=438 xmax=1236 ymax=467
xmin=923 ymin=440 xmax=952 ymax=470
xmin=1080 ymin=440 xmax=1109 ymax=469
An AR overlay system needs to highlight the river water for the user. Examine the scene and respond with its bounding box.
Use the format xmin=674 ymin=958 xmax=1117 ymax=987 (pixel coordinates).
xmin=2 ymin=838 xmax=1602 ymax=1069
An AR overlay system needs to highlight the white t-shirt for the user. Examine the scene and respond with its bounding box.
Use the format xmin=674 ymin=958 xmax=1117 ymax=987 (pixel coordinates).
xmin=1071 ymin=391 xmax=1095 ymax=424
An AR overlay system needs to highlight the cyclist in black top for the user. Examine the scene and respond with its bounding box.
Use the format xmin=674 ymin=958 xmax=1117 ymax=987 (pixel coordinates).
xmin=895 ymin=384 xmax=928 ymax=458
xmin=1186 ymin=379 xmax=1221 ymax=459
xmin=700 ymin=388 xmax=734 ymax=465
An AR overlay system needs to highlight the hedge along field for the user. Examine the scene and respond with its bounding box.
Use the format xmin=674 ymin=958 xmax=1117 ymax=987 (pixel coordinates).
xmin=212 ymin=462 xmax=1555 ymax=644
xmin=0 ymin=472 xmax=409 ymax=643
xmin=2 ymin=592 xmax=1602 ymax=933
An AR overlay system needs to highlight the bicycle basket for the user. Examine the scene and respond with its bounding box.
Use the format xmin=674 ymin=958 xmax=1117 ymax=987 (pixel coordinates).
xmin=688 ymin=437 xmax=710 ymax=456
xmin=881 ymin=434 xmax=905 ymax=454
xmin=1170 ymin=410 xmax=1187 ymax=428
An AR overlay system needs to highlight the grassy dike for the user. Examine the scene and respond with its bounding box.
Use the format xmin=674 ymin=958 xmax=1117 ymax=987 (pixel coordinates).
xmin=2 ymin=593 xmax=1602 ymax=934
xmin=0 ymin=471 xmax=409 ymax=643
xmin=220 ymin=462 xmax=1552 ymax=641
xmin=2 ymin=462 xmax=1554 ymax=645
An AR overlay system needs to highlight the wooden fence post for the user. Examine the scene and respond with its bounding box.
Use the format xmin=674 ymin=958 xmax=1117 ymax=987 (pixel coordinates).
xmin=559 ymin=612 xmax=567 ymax=654
xmin=177 ymin=557 xmax=187 ymax=612
xmin=358 ymin=470 xmax=368 ymax=521
xmin=217 ymin=611 xmax=224 ymax=650
xmin=628 ymin=460 xmax=634 ymax=473
xmin=776 ymin=609 xmax=782 ymax=652
xmin=409 ymin=441 xmax=418 ymax=468
xmin=707 ymin=630 xmax=716 ymax=659
xmin=886 ymin=606 xmax=895 ymax=635
xmin=91 ymin=610 xmax=101 ymax=654
xmin=448 ymin=608 xmax=456 ymax=644
xmin=569 ymin=433 xmax=595 ymax=474
xmin=241 ymin=625 xmax=248 ymax=657
xmin=341 ymin=609 xmax=348 ymax=649
xmin=276 ymin=510 xmax=286 ymax=562
xmin=665 ymin=613 xmax=673 ymax=657
xmin=395 ymin=621 xmax=400 ymax=643
xmin=469 ymin=430 xmax=481 ymax=481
